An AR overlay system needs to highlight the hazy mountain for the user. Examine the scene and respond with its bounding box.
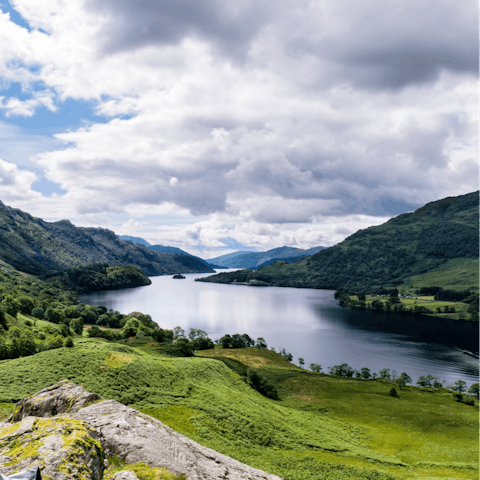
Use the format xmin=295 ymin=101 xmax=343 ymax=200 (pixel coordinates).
xmin=119 ymin=237 xmax=221 ymax=269
xmin=0 ymin=201 xmax=214 ymax=276
xmin=118 ymin=235 xmax=151 ymax=246
xmin=206 ymin=246 xmax=325 ymax=269
xmin=199 ymin=191 xmax=479 ymax=290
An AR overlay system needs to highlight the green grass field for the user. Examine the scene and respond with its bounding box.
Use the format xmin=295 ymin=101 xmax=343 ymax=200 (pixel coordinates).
xmin=0 ymin=337 xmax=477 ymax=480
xmin=407 ymin=258 xmax=479 ymax=293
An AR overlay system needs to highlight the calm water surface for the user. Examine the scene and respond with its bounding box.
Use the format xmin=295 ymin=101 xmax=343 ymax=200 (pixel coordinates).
xmin=80 ymin=271 xmax=479 ymax=386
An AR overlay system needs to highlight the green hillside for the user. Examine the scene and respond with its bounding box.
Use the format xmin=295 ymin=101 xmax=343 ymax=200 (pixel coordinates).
xmin=198 ymin=191 xmax=479 ymax=291
xmin=0 ymin=269 xmax=477 ymax=479
xmin=0 ymin=200 xmax=213 ymax=276
xmin=0 ymin=338 xmax=477 ymax=480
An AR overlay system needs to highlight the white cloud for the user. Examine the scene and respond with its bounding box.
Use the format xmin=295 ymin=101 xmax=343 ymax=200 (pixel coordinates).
xmin=0 ymin=0 xmax=476 ymax=251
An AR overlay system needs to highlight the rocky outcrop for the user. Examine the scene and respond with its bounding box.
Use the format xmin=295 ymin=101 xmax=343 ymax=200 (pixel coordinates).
xmin=0 ymin=415 xmax=104 ymax=480
xmin=7 ymin=381 xmax=102 ymax=422
xmin=0 ymin=381 xmax=282 ymax=480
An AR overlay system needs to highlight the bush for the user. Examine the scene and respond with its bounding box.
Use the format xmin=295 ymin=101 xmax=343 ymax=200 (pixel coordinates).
xmin=31 ymin=307 xmax=44 ymax=320
xmin=24 ymin=319 xmax=33 ymax=327
xmin=452 ymin=392 xmax=463 ymax=402
xmin=463 ymin=396 xmax=475 ymax=406
xmin=389 ymin=387 xmax=398 ymax=397
xmin=64 ymin=337 xmax=74 ymax=348
xmin=247 ymin=369 xmax=279 ymax=400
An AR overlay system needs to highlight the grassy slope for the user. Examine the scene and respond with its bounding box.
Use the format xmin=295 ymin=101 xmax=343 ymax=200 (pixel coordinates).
xmin=199 ymin=191 xmax=479 ymax=291
xmin=0 ymin=336 xmax=477 ymax=480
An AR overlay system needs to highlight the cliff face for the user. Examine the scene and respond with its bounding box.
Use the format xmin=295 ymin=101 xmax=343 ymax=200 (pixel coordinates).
xmin=0 ymin=381 xmax=283 ymax=480
xmin=0 ymin=201 xmax=214 ymax=276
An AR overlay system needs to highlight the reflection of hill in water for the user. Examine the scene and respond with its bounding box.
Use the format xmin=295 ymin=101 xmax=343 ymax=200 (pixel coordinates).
xmin=312 ymin=303 xmax=479 ymax=355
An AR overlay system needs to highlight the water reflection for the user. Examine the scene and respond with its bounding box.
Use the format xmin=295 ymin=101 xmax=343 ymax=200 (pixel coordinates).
xmin=80 ymin=272 xmax=479 ymax=386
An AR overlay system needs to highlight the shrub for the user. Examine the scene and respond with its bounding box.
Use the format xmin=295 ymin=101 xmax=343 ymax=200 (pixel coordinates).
xmin=452 ymin=393 xmax=463 ymax=402
xmin=463 ymin=396 xmax=475 ymax=406
xmin=64 ymin=337 xmax=74 ymax=348
xmin=389 ymin=387 xmax=398 ymax=397
xmin=24 ymin=319 xmax=33 ymax=327
xmin=31 ymin=307 xmax=44 ymax=320
xmin=247 ymin=369 xmax=279 ymax=400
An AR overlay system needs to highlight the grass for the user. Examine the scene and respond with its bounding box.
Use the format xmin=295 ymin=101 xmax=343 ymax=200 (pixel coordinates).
xmin=407 ymin=258 xmax=479 ymax=293
xmin=195 ymin=345 xmax=299 ymax=368
xmin=0 ymin=341 xmax=477 ymax=480
xmin=105 ymin=454 xmax=186 ymax=480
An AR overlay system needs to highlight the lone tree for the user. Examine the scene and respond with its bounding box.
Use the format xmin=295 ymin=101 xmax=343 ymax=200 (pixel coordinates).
xmin=451 ymin=380 xmax=467 ymax=393
xmin=298 ymin=358 xmax=305 ymax=368
xmin=360 ymin=367 xmax=371 ymax=379
xmin=468 ymin=382 xmax=479 ymax=400
xmin=309 ymin=363 xmax=322 ymax=373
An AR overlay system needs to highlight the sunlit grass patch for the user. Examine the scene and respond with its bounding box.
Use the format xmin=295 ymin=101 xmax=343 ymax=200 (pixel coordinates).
xmin=106 ymin=454 xmax=186 ymax=480
xmin=105 ymin=352 xmax=134 ymax=368
xmin=195 ymin=345 xmax=299 ymax=368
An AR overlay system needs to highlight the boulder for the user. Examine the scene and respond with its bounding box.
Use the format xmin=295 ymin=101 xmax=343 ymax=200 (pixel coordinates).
xmin=73 ymin=399 xmax=283 ymax=480
xmin=7 ymin=380 xmax=101 ymax=422
xmin=111 ymin=473 xmax=139 ymax=480
xmin=1 ymin=381 xmax=283 ymax=480
xmin=0 ymin=415 xmax=104 ymax=480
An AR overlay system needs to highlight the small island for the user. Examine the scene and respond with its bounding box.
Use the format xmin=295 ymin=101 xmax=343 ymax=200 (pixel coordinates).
xmin=172 ymin=274 xmax=186 ymax=279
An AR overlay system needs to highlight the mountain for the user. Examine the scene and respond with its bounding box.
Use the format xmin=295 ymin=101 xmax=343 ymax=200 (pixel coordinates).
xmin=0 ymin=201 xmax=214 ymax=276
xmin=147 ymin=245 xmax=192 ymax=255
xmin=199 ymin=191 xmax=479 ymax=291
xmin=118 ymin=235 xmax=151 ymax=246
xmin=206 ymin=246 xmax=325 ymax=269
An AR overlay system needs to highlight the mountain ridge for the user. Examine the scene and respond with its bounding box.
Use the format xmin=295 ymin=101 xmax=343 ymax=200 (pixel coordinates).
xmin=0 ymin=201 xmax=214 ymax=277
xmin=198 ymin=191 xmax=479 ymax=291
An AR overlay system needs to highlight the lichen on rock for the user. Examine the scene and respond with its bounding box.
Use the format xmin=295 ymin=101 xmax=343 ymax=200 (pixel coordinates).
xmin=0 ymin=415 xmax=104 ymax=480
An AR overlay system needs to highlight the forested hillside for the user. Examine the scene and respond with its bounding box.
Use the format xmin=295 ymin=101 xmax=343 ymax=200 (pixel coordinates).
xmin=199 ymin=191 xmax=479 ymax=291
xmin=0 ymin=201 xmax=214 ymax=276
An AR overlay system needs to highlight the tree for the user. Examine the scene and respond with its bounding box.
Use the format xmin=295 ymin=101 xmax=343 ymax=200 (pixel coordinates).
xmin=416 ymin=376 xmax=431 ymax=388
xmin=329 ymin=363 xmax=354 ymax=377
xmin=389 ymin=387 xmax=398 ymax=397
xmin=87 ymin=325 xmax=101 ymax=337
xmin=309 ymin=363 xmax=322 ymax=373
xmin=31 ymin=307 xmax=44 ymax=320
xmin=255 ymin=337 xmax=268 ymax=349
xmin=240 ymin=333 xmax=255 ymax=347
xmin=0 ymin=309 xmax=8 ymax=331
xmin=451 ymin=380 xmax=467 ymax=393
xmin=121 ymin=318 xmax=139 ymax=338
xmin=173 ymin=326 xmax=185 ymax=340
xmin=69 ymin=317 xmax=84 ymax=335
xmin=360 ymin=367 xmax=371 ymax=379
xmin=468 ymin=383 xmax=479 ymax=400
xmin=2 ymin=296 xmax=20 ymax=317
xmin=378 ymin=368 xmax=391 ymax=380
xmin=298 ymin=358 xmax=305 ymax=368
xmin=17 ymin=296 xmax=34 ymax=315
xmin=188 ymin=328 xmax=208 ymax=341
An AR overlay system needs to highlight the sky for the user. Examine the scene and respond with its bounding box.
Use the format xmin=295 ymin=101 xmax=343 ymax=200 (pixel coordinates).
xmin=0 ymin=0 xmax=477 ymax=259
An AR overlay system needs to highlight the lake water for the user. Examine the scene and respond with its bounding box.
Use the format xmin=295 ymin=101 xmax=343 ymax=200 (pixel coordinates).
xmin=80 ymin=271 xmax=479 ymax=387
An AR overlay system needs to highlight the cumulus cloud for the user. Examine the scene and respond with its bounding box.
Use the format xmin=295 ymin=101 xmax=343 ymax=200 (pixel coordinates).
xmin=0 ymin=0 xmax=477 ymax=251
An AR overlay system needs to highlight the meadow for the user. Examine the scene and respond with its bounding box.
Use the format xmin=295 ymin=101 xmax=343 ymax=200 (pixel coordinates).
xmin=0 ymin=324 xmax=478 ymax=480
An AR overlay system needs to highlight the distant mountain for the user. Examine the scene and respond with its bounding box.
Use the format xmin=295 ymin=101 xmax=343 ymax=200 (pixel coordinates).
xmin=120 ymin=236 xmax=223 ymax=270
xmin=199 ymin=191 xmax=479 ymax=291
xmin=147 ymin=245 xmax=192 ymax=256
xmin=118 ymin=235 xmax=151 ymax=246
xmin=206 ymin=246 xmax=325 ymax=269
xmin=0 ymin=201 xmax=214 ymax=276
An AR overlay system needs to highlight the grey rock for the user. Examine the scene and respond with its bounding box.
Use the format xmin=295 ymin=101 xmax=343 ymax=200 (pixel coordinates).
xmin=6 ymin=380 xmax=102 ymax=422
xmin=112 ymin=472 xmax=139 ymax=480
xmin=0 ymin=415 xmax=104 ymax=480
xmin=1 ymin=381 xmax=283 ymax=480
xmin=74 ymin=399 xmax=282 ymax=480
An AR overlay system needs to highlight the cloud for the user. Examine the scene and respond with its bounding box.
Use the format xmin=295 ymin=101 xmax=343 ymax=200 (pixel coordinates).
xmin=0 ymin=158 xmax=40 ymax=201
xmin=0 ymin=0 xmax=476 ymax=251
